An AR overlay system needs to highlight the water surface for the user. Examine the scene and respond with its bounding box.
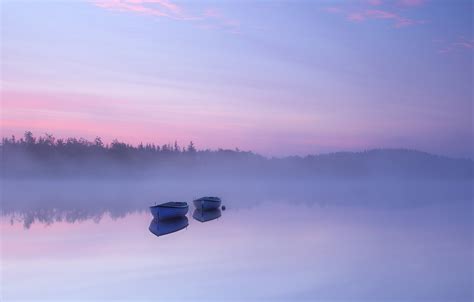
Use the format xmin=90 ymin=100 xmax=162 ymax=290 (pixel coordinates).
xmin=1 ymin=180 xmax=473 ymax=301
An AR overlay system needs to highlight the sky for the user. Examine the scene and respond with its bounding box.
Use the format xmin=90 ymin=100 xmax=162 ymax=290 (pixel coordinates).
xmin=1 ymin=0 xmax=473 ymax=157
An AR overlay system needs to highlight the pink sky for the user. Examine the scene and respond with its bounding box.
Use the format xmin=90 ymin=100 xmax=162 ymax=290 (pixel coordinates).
xmin=1 ymin=0 xmax=472 ymax=157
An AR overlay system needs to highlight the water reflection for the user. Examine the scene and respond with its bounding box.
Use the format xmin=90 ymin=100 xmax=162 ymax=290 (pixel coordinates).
xmin=1 ymin=179 xmax=472 ymax=228
xmin=193 ymin=209 xmax=222 ymax=223
xmin=5 ymin=207 xmax=140 ymax=229
xmin=148 ymin=217 xmax=189 ymax=237
xmin=2 ymin=185 xmax=473 ymax=300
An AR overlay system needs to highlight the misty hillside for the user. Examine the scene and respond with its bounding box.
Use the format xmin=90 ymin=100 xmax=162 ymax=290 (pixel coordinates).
xmin=1 ymin=132 xmax=472 ymax=179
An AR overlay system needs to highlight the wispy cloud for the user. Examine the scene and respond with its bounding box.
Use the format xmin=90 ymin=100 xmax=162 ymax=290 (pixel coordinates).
xmin=326 ymin=0 xmax=426 ymax=28
xmin=349 ymin=9 xmax=424 ymax=28
xmin=367 ymin=0 xmax=383 ymax=6
xmin=436 ymin=37 xmax=474 ymax=54
xmin=91 ymin=0 xmax=240 ymax=33
xmin=398 ymin=0 xmax=426 ymax=7
xmin=92 ymin=0 xmax=192 ymax=20
xmin=202 ymin=8 xmax=241 ymax=34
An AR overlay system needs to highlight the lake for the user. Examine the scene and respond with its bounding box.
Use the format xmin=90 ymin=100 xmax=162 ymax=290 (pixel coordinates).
xmin=1 ymin=179 xmax=472 ymax=301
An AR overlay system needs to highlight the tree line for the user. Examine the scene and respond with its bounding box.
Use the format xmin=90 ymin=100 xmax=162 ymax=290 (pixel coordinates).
xmin=1 ymin=131 xmax=472 ymax=179
xmin=1 ymin=131 xmax=257 ymax=160
xmin=1 ymin=131 xmax=263 ymax=177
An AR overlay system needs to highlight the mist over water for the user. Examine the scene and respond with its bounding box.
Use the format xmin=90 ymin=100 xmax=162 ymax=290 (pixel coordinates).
xmin=1 ymin=175 xmax=473 ymax=301
xmin=2 ymin=178 xmax=472 ymax=229
xmin=1 ymin=135 xmax=473 ymax=300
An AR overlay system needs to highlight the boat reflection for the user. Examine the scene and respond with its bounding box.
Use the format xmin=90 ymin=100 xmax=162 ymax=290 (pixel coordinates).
xmin=192 ymin=208 xmax=222 ymax=223
xmin=148 ymin=216 xmax=189 ymax=237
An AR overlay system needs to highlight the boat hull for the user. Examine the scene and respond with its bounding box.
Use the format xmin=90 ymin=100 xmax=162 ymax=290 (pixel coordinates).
xmin=193 ymin=198 xmax=221 ymax=210
xmin=193 ymin=209 xmax=222 ymax=223
xmin=149 ymin=217 xmax=189 ymax=237
xmin=149 ymin=204 xmax=188 ymax=220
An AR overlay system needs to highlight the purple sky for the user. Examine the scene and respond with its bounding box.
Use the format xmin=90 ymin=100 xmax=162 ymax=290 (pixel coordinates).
xmin=1 ymin=0 xmax=472 ymax=157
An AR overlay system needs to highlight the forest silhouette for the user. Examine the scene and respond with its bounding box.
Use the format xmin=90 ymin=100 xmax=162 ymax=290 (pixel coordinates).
xmin=1 ymin=131 xmax=472 ymax=179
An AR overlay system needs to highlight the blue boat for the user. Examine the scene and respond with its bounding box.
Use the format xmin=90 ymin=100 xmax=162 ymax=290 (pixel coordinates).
xmin=193 ymin=209 xmax=221 ymax=223
xmin=193 ymin=196 xmax=221 ymax=210
xmin=149 ymin=202 xmax=189 ymax=220
xmin=149 ymin=217 xmax=189 ymax=237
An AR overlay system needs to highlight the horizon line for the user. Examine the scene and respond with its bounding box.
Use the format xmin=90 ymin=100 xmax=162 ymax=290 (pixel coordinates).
xmin=1 ymin=130 xmax=471 ymax=161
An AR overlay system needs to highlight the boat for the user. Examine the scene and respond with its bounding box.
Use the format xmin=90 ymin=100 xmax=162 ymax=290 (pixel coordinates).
xmin=193 ymin=208 xmax=221 ymax=223
xmin=193 ymin=196 xmax=222 ymax=210
xmin=149 ymin=217 xmax=189 ymax=237
xmin=149 ymin=202 xmax=189 ymax=220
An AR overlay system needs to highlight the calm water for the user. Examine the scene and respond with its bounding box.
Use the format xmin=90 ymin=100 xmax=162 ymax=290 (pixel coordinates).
xmin=1 ymin=180 xmax=473 ymax=301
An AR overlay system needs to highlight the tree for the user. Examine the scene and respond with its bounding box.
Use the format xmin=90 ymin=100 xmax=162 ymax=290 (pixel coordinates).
xmin=44 ymin=133 xmax=55 ymax=146
xmin=94 ymin=137 xmax=104 ymax=148
xmin=187 ymin=141 xmax=196 ymax=153
xmin=24 ymin=131 xmax=35 ymax=145
xmin=173 ymin=140 xmax=180 ymax=153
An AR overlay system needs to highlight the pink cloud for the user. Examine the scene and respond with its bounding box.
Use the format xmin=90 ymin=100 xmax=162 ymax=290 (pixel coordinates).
xmin=93 ymin=0 xmax=176 ymax=18
xmin=367 ymin=0 xmax=383 ymax=5
xmin=326 ymin=1 xmax=425 ymax=29
xmin=366 ymin=9 xmax=421 ymax=27
xmin=345 ymin=9 xmax=421 ymax=28
xmin=203 ymin=8 xmax=221 ymax=18
xmin=366 ymin=9 xmax=397 ymax=19
xmin=134 ymin=0 xmax=182 ymax=15
xmin=201 ymin=7 xmax=241 ymax=34
xmin=1 ymin=90 xmax=265 ymax=150
xmin=398 ymin=0 xmax=426 ymax=7
xmin=91 ymin=0 xmax=240 ymax=33
xmin=437 ymin=37 xmax=474 ymax=54
xmin=454 ymin=42 xmax=474 ymax=49
xmin=325 ymin=6 xmax=343 ymax=14
xmin=348 ymin=12 xmax=366 ymax=22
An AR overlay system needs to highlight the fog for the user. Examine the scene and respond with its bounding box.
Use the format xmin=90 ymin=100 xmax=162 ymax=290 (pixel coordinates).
xmin=1 ymin=133 xmax=473 ymax=228
xmin=1 ymin=178 xmax=471 ymax=229
xmin=2 ymin=132 xmax=472 ymax=180
xmin=2 ymin=135 xmax=473 ymax=301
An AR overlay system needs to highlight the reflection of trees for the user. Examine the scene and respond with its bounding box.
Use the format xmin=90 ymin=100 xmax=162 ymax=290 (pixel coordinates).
xmin=2 ymin=177 xmax=471 ymax=229
xmin=5 ymin=207 xmax=142 ymax=229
